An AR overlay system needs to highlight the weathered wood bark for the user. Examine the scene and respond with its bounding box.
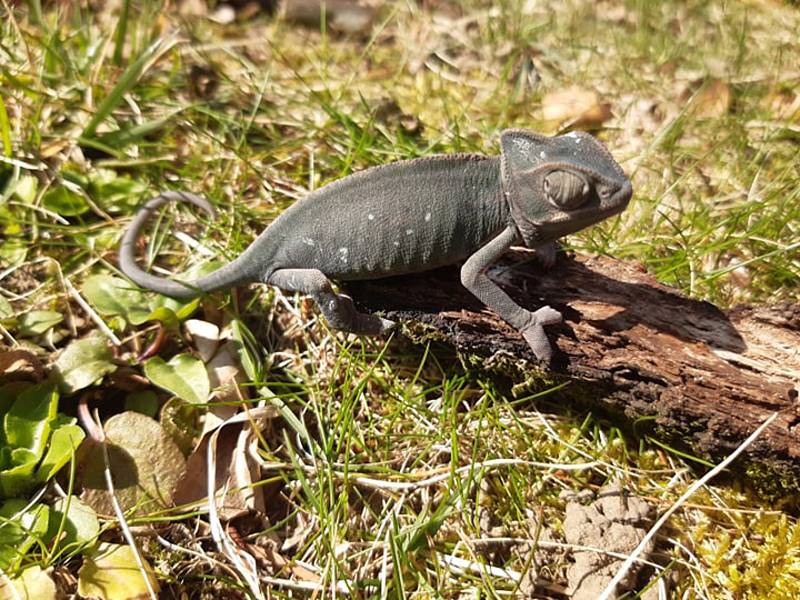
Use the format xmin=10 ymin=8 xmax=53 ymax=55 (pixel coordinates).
xmin=346 ymin=251 xmax=800 ymax=495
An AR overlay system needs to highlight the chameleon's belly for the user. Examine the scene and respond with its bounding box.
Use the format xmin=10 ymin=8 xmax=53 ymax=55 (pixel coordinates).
xmin=268 ymin=156 xmax=508 ymax=281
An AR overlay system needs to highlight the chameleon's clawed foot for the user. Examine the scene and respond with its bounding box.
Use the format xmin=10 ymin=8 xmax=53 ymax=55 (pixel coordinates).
xmin=521 ymin=305 xmax=563 ymax=362
xmin=532 ymin=305 xmax=562 ymax=326
xmin=353 ymin=314 xmax=396 ymax=336
xmin=333 ymin=293 xmax=395 ymax=336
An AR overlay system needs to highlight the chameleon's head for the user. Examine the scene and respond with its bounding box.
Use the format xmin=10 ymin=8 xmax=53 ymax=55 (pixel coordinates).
xmin=500 ymin=129 xmax=632 ymax=247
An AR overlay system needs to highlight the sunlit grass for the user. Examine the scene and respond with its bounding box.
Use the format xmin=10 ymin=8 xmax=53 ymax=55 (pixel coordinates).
xmin=1 ymin=0 xmax=799 ymax=597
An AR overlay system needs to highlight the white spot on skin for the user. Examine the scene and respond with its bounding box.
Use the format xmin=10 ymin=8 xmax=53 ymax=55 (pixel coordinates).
xmin=393 ymin=241 xmax=400 ymax=247
xmin=406 ymin=229 xmax=413 ymax=235
xmin=338 ymin=247 xmax=348 ymax=263
xmin=539 ymin=151 xmax=546 ymax=158
xmin=368 ymin=213 xmax=375 ymax=220
xmin=424 ymin=212 xmax=431 ymax=222
xmin=513 ymin=138 xmax=531 ymax=156
xmin=302 ymin=237 xmax=315 ymax=246
xmin=565 ymin=131 xmax=582 ymax=143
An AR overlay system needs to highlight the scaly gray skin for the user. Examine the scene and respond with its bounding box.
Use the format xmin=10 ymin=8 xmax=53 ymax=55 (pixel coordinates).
xmin=119 ymin=129 xmax=632 ymax=362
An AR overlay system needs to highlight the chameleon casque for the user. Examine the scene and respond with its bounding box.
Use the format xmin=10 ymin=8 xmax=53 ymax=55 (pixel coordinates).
xmin=119 ymin=129 xmax=632 ymax=362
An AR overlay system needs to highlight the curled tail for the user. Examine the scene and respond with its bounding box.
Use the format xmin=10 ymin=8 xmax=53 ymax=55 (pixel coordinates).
xmin=119 ymin=191 xmax=257 ymax=299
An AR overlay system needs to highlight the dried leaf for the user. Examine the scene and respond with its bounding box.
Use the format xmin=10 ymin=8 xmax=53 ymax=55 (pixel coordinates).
xmin=0 ymin=349 xmax=44 ymax=382
xmin=690 ymin=78 xmax=731 ymax=118
xmin=207 ymin=340 xmax=246 ymax=403
xmin=284 ymin=0 xmax=375 ymax=35
xmin=172 ymin=406 xmax=277 ymax=519
xmin=540 ymin=87 xmax=612 ymax=131
xmin=184 ymin=319 xmax=220 ymax=363
xmin=763 ymin=88 xmax=800 ymax=122
xmin=79 ymin=411 xmax=186 ymax=516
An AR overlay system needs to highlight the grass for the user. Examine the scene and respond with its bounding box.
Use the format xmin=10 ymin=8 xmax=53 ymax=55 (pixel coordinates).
xmin=0 ymin=0 xmax=799 ymax=598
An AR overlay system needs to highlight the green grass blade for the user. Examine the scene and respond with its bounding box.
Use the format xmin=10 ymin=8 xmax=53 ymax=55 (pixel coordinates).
xmin=112 ymin=0 xmax=131 ymax=66
xmin=0 ymin=96 xmax=10 ymax=157
xmin=82 ymin=37 xmax=165 ymax=139
xmin=94 ymin=110 xmax=185 ymax=150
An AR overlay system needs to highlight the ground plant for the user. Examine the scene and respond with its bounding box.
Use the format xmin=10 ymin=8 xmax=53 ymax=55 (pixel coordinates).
xmin=0 ymin=0 xmax=799 ymax=598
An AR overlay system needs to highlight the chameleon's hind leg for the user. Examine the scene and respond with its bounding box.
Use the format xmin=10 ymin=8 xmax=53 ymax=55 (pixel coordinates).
xmin=266 ymin=268 xmax=395 ymax=335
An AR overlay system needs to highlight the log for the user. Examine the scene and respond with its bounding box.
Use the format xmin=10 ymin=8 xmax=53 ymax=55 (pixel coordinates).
xmin=345 ymin=251 xmax=800 ymax=496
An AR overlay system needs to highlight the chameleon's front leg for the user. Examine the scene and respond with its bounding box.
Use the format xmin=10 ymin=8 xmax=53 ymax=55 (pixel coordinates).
xmin=460 ymin=226 xmax=562 ymax=362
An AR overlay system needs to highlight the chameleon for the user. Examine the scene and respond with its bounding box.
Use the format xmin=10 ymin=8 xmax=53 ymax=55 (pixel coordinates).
xmin=119 ymin=129 xmax=632 ymax=362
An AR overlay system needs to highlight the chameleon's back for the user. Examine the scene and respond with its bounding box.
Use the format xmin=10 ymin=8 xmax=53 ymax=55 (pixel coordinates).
xmin=257 ymin=154 xmax=510 ymax=281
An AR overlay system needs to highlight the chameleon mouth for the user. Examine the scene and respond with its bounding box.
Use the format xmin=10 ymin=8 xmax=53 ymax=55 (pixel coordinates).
xmin=548 ymin=186 xmax=631 ymax=226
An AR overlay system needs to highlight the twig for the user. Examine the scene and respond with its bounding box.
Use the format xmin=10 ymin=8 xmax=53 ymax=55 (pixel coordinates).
xmin=597 ymin=412 xmax=779 ymax=600
xmin=65 ymin=278 xmax=122 ymax=346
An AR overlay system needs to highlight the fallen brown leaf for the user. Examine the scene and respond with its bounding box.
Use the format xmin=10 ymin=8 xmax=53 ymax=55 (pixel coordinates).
xmin=690 ymin=78 xmax=732 ymax=118
xmin=0 ymin=348 xmax=44 ymax=382
xmin=540 ymin=87 xmax=612 ymax=131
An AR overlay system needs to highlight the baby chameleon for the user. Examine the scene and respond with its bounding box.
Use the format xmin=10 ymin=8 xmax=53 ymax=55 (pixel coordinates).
xmin=119 ymin=129 xmax=632 ymax=362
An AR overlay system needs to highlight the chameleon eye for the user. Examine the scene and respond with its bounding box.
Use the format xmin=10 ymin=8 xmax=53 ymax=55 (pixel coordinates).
xmin=597 ymin=185 xmax=613 ymax=200
xmin=543 ymin=170 xmax=590 ymax=210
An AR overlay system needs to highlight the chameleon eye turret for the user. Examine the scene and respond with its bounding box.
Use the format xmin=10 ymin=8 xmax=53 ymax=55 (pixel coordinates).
xmin=543 ymin=170 xmax=591 ymax=210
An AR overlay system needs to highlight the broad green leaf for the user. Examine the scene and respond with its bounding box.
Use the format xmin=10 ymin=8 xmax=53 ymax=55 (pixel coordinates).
xmin=53 ymin=334 xmax=117 ymax=394
xmin=0 ymin=382 xmax=28 ymax=416
xmin=35 ymin=421 xmax=84 ymax=483
xmin=48 ymin=495 xmax=99 ymax=552
xmin=0 ymin=237 xmax=27 ymax=266
xmin=141 ymin=305 xmax=179 ymax=328
xmin=0 ymin=565 xmax=57 ymax=600
xmin=152 ymin=283 xmax=202 ymax=321
xmin=77 ymin=542 xmax=160 ymax=600
xmin=79 ymin=412 xmax=186 ymax=515
xmin=81 ymin=274 xmax=153 ymax=325
xmin=143 ymin=354 xmax=209 ymax=404
xmin=0 ymin=384 xmax=58 ymax=498
xmin=11 ymin=175 xmax=37 ymax=204
xmin=16 ymin=311 xmax=62 ymax=337
xmin=124 ymin=391 xmax=159 ymax=417
xmin=88 ymin=169 xmax=148 ymax=213
xmin=10 ymin=447 xmax=36 ymax=466
xmin=41 ymin=186 xmax=89 ymax=217
xmin=0 ymin=500 xmax=50 ymax=570
xmin=0 ymin=296 xmax=13 ymax=321
xmin=0 ymin=460 xmax=36 ymax=498
xmin=3 ymin=383 xmax=57 ymax=458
